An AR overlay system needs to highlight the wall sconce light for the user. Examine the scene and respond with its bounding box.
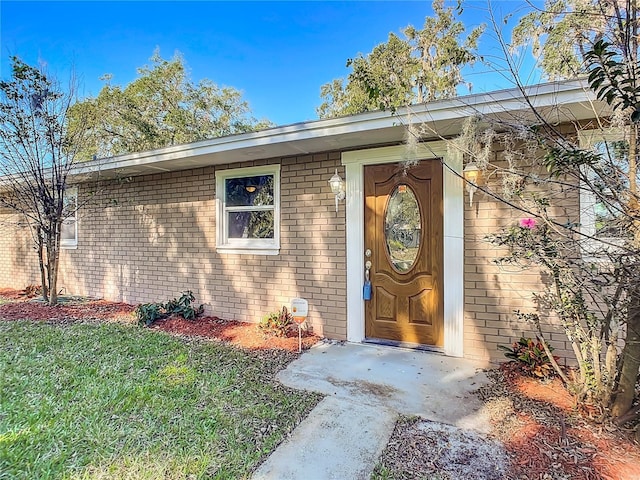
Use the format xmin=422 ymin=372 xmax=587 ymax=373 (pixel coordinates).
xmin=328 ymin=169 xmax=346 ymax=212
xmin=463 ymin=162 xmax=481 ymax=206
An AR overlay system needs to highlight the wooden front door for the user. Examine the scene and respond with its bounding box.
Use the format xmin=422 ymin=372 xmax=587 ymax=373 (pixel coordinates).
xmin=364 ymin=161 xmax=444 ymax=346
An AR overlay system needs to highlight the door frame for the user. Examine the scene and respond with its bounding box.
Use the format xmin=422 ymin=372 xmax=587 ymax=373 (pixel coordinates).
xmin=342 ymin=141 xmax=464 ymax=357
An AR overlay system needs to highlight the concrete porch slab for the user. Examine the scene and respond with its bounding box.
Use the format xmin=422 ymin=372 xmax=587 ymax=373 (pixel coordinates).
xmin=278 ymin=342 xmax=492 ymax=432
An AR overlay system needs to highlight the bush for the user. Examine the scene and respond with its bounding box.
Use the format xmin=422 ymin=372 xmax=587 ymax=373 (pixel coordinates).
xmin=164 ymin=291 xmax=204 ymax=320
xmin=135 ymin=291 xmax=204 ymax=326
xmin=135 ymin=303 xmax=164 ymax=326
xmin=258 ymin=306 xmax=292 ymax=337
xmin=498 ymin=336 xmax=558 ymax=379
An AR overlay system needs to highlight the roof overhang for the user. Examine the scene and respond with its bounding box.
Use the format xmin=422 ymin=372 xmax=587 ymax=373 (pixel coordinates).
xmin=68 ymin=80 xmax=605 ymax=180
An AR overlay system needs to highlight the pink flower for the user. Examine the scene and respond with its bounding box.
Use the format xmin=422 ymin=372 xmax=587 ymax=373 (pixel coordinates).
xmin=519 ymin=218 xmax=537 ymax=229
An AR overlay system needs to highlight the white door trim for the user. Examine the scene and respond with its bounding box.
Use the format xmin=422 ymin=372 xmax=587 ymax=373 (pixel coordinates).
xmin=342 ymin=142 xmax=464 ymax=357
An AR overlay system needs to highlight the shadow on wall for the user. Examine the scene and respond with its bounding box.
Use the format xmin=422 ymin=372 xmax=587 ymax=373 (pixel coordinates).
xmin=463 ymin=153 xmax=579 ymax=363
xmin=59 ymin=154 xmax=347 ymax=338
xmin=0 ymin=211 xmax=40 ymax=288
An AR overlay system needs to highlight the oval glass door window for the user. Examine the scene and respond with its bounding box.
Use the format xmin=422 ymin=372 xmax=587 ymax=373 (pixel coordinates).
xmin=384 ymin=184 xmax=421 ymax=272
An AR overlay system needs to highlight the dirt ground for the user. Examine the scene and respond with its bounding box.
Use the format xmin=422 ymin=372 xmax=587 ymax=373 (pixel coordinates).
xmin=1 ymin=287 xmax=639 ymax=479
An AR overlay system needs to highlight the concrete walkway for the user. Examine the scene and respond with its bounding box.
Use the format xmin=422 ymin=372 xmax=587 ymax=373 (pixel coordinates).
xmin=252 ymin=342 xmax=491 ymax=480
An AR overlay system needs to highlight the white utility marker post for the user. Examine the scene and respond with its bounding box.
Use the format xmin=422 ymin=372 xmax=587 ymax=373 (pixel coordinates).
xmin=290 ymin=298 xmax=308 ymax=353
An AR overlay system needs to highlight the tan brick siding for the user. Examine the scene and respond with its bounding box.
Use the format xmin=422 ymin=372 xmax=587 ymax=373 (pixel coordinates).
xmin=0 ymin=144 xmax=581 ymax=363
xmin=0 ymin=210 xmax=40 ymax=288
xmin=0 ymin=153 xmax=347 ymax=339
xmin=463 ymin=146 xmax=580 ymax=363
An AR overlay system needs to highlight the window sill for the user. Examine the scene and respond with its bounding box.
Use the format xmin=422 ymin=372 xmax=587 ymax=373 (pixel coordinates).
xmin=61 ymin=243 xmax=78 ymax=250
xmin=216 ymin=245 xmax=280 ymax=256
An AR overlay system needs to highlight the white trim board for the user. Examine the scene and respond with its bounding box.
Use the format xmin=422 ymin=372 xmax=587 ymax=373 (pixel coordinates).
xmin=215 ymin=164 xmax=281 ymax=255
xmin=341 ymin=142 xmax=464 ymax=357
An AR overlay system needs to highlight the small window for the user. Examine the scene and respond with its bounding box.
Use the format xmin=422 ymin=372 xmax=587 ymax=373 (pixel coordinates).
xmin=588 ymin=140 xmax=629 ymax=238
xmin=215 ymin=165 xmax=280 ymax=254
xmin=578 ymin=129 xmax=633 ymax=257
xmin=61 ymin=187 xmax=78 ymax=249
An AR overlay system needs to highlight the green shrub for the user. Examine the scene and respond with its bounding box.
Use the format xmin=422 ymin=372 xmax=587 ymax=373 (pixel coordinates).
xmin=258 ymin=306 xmax=292 ymax=337
xmin=164 ymin=291 xmax=204 ymax=320
xmin=498 ymin=336 xmax=558 ymax=379
xmin=135 ymin=291 xmax=204 ymax=326
xmin=135 ymin=303 xmax=164 ymax=326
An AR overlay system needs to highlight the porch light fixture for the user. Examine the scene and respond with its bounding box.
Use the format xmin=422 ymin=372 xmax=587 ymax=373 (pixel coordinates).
xmin=463 ymin=162 xmax=481 ymax=206
xmin=329 ymin=169 xmax=346 ymax=212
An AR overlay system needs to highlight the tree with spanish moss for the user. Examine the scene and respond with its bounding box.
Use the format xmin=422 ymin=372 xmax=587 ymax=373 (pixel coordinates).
xmin=447 ymin=0 xmax=640 ymax=426
xmin=317 ymin=0 xmax=484 ymax=118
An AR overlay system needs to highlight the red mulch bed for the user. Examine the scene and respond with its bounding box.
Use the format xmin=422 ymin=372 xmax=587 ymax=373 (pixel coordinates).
xmin=0 ymin=288 xmax=319 ymax=353
xmin=152 ymin=316 xmax=319 ymax=351
xmin=493 ymin=363 xmax=640 ymax=480
xmin=0 ymin=296 xmax=134 ymax=322
xmin=0 ymin=287 xmax=25 ymax=300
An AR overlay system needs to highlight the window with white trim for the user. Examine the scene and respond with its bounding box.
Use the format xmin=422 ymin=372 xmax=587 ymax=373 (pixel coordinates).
xmin=61 ymin=187 xmax=78 ymax=249
xmin=578 ymin=129 xmax=632 ymax=255
xmin=215 ymin=165 xmax=280 ymax=255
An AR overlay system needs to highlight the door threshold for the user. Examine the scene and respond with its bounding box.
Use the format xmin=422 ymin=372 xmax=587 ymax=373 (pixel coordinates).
xmin=364 ymin=337 xmax=444 ymax=354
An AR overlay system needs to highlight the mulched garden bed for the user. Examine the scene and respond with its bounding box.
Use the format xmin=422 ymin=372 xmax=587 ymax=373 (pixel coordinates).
xmin=0 ymin=288 xmax=319 ymax=353
xmin=152 ymin=315 xmax=319 ymax=351
xmin=478 ymin=363 xmax=640 ymax=480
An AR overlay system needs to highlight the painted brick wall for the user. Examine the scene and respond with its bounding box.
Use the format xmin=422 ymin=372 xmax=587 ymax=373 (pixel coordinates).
xmin=0 ymin=152 xmax=347 ymax=339
xmin=462 ymin=146 xmax=580 ymax=363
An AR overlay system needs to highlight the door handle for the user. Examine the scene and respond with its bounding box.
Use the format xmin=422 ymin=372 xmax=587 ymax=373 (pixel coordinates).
xmin=363 ymin=260 xmax=372 ymax=300
xmin=364 ymin=248 xmax=372 ymax=281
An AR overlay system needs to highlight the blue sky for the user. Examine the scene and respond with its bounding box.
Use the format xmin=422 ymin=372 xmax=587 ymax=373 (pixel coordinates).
xmin=1 ymin=1 xmax=539 ymax=126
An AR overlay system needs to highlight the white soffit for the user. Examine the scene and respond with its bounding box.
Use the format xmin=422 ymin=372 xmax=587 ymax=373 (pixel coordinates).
xmin=71 ymin=80 xmax=602 ymax=179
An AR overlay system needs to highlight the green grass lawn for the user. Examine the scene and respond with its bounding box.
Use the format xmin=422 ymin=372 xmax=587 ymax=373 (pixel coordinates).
xmin=0 ymin=320 xmax=321 ymax=479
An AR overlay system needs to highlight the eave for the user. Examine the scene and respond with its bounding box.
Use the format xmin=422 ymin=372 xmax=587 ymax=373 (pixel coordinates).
xmin=68 ymin=80 xmax=605 ymax=180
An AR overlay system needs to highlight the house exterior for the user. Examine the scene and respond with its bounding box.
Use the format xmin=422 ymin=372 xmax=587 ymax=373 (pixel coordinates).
xmin=0 ymin=81 xmax=607 ymax=362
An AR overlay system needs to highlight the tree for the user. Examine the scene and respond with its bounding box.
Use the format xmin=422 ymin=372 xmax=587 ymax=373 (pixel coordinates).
xmin=350 ymin=0 xmax=640 ymax=424
xmin=511 ymin=0 xmax=626 ymax=79
xmin=440 ymin=0 xmax=640 ymax=424
xmin=318 ymin=33 xmax=417 ymax=118
xmin=585 ymin=28 xmax=640 ymax=419
xmin=317 ymin=0 xmax=484 ymax=118
xmin=0 ymin=57 xmax=90 ymax=305
xmin=69 ymin=50 xmax=273 ymax=159
xmin=404 ymin=0 xmax=483 ymax=103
